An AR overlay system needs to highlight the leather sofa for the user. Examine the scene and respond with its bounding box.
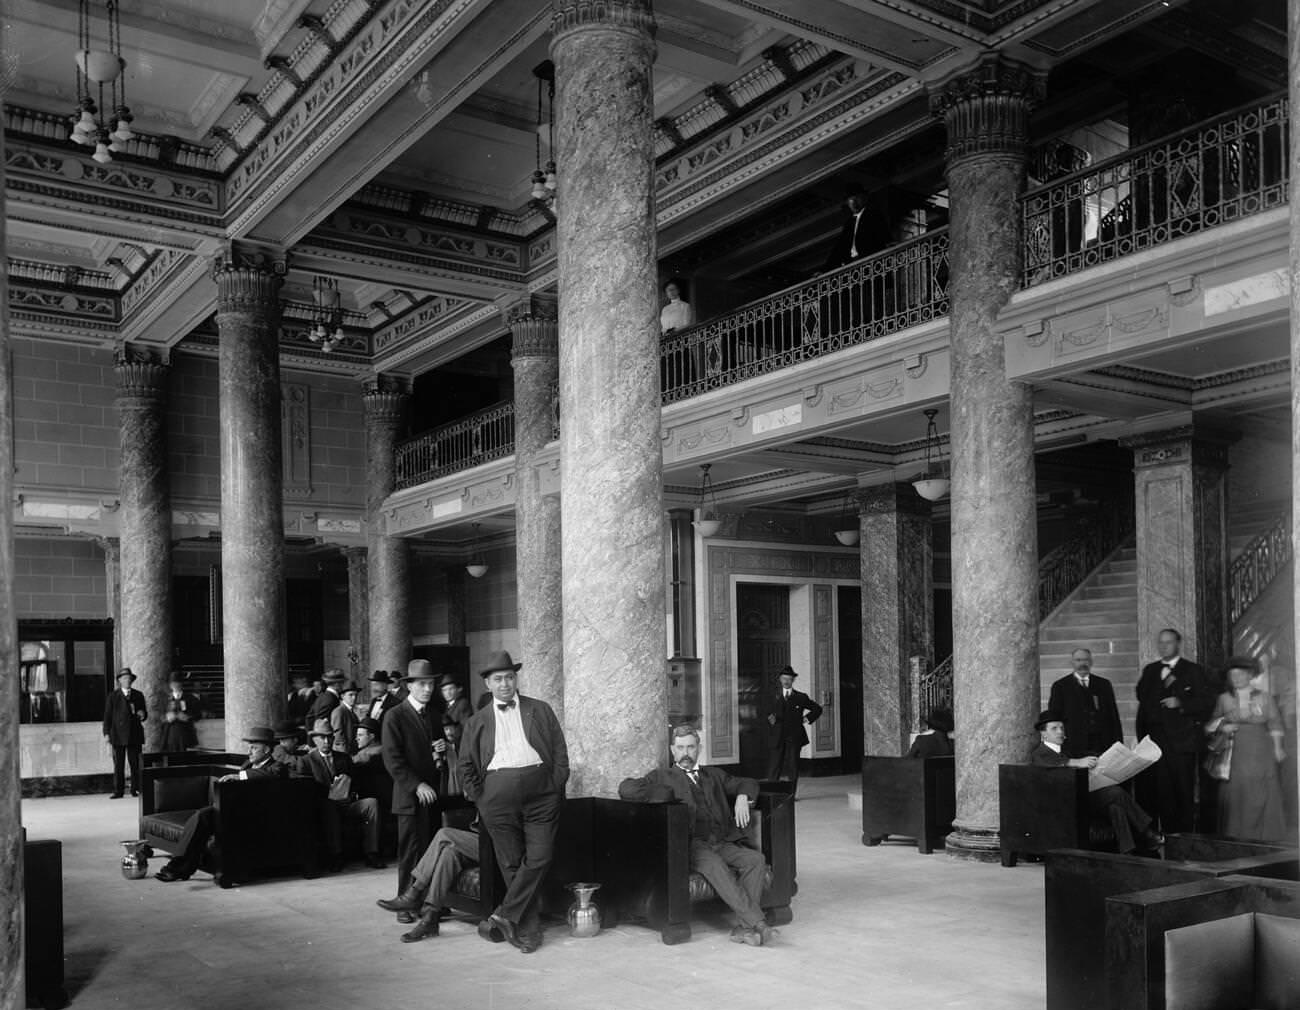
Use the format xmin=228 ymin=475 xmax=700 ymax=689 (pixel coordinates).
xmin=1044 ymin=838 xmax=1298 ymax=1010
xmin=585 ymin=791 xmax=796 ymax=944
xmin=861 ymin=754 xmax=955 ymax=853
xmin=138 ymin=763 xmax=326 ymax=886
xmin=1105 ymin=875 xmax=1300 ymax=1010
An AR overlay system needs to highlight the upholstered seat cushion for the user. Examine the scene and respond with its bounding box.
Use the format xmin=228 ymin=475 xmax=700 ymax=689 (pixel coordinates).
xmin=687 ymin=866 xmax=775 ymax=904
xmin=141 ymin=809 xmax=195 ymax=848
xmin=454 ymin=867 xmax=481 ymax=901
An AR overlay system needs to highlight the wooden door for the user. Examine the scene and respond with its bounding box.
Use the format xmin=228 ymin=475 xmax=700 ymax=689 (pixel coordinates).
xmin=736 ymin=583 xmax=790 ymax=778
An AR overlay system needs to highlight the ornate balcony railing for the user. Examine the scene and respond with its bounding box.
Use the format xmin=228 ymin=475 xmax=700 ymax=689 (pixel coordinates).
xmin=913 ymin=655 xmax=953 ymax=734
xmin=1023 ymin=93 xmax=1288 ymax=287
xmin=660 ymin=228 xmax=949 ymax=404
xmin=1229 ymin=514 xmax=1292 ymax=625
xmin=394 ymin=401 xmax=515 ymax=490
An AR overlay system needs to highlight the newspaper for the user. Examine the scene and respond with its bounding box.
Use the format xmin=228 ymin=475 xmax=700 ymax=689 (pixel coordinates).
xmin=1088 ymin=736 xmax=1162 ymax=792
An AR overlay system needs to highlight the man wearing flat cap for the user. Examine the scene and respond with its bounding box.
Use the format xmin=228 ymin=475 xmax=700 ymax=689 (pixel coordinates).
xmin=381 ymin=659 xmax=443 ymax=921
xmin=306 ymin=667 xmax=347 ymax=730
xmin=458 ymin=650 xmax=568 ymax=954
xmin=298 ymin=719 xmax=384 ymax=871
xmin=102 ymin=667 xmax=148 ymax=799
xmin=1030 ymin=709 xmax=1163 ymax=855
xmin=154 ymin=727 xmax=286 ymax=882
xmin=766 ymin=665 xmax=822 ymax=791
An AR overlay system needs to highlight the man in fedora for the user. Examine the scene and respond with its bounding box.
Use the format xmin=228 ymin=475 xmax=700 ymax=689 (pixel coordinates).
xmin=272 ymin=719 xmax=306 ymax=774
xmin=1030 ymin=710 xmax=1163 ymax=856
xmin=367 ymin=670 xmax=401 ymax=725
xmin=154 ymin=727 xmax=286 ymax=882
xmin=331 ymin=681 xmax=361 ymax=756
xmin=306 ymin=667 xmax=347 ymax=730
xmin=102 ymin=667 xmax=148 ymax=799
xmin=458 ymin=650 xmax=568 ymax=954
xmin=381 ymin=659 xmax=443 ymax=922
xmin=439 ymin=673 xmax=473 ymax=727
xmin=298 ymin=719 xmax=385 ymax=871
xmin=767 ymin=666 xmax=823 ymax=790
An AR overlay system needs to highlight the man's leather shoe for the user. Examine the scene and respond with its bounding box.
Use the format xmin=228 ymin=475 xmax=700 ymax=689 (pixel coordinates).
xmin=155 ymin=866 xmax=189 ymax=883
xmin=109 ymin=793 xmax=123 ymax=800
xmin=130 ymin=790 xmax=140 ymax=797
xmin=477 ymin=914 xmax=508 ymax=944
xmin=364 ymin=853 xmax=387 ymax=870
xmin=395 ymin=910 xmax=416 ymax=924
xmin=517 ymin=929 xmax=542 ymax=954
xmin=400 ymin=913 xmax=439 ymax=943
xmin=729 ymin=926 xmax=764 ymax=947
xmin=377 ymin=887 xmax=425 ymax=913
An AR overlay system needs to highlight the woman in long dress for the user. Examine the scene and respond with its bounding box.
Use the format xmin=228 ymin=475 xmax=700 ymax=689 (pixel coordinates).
xmin=1211 ymin=657 xmax=1286 ymax=842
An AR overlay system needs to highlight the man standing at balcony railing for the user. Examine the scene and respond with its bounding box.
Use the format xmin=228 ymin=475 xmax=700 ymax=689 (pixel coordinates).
xmin=821 ymin=187 xmax=891 ymax=272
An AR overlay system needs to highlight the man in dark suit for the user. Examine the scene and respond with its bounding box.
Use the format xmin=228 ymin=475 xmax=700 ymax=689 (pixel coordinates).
xmin=1135 ymin=628 xmax=1217 ymax=832
xmin=439 ymin=673 xmax=473 ymax=727
xmin=366 ymin=670 xmax=402 ymax=725
xmin=822 ymin=187 xmax=893 ymax=272
xmin=381 ymin=660 xmax=442 ymax=922
xmin=306 ymin=668 xmax=346 ymax=730
xmin=620 ymin=724 xmax=772 ymax=946
xmin=767 ymin=666 xmax=823 ymax=789
xmin=154 ymin=727 xmax=286 ymax=882
xmin=297 ymin=719 xmax=384 ymax=870
xmin=1029 ymin=710 xmax=1162 ymax=856
xmin=458 ymin=650 xmax=568 ymax=955
xmin=1046 ymin=648 xmax=1123 ymax=758
xmin=102 ymin=667 xmax=148 ymax=798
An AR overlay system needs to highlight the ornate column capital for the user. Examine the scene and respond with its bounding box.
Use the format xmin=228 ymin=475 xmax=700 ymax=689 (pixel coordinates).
xmin=928 ymin=54 xmax=1047 ymax=165
xmin=211 ymin=243 xmax=288 ymax=314
xmin=856 ymin=482 xmax=933 ymax=519
xmin=362 ymin=375 xmax=410 ymax=427
xmin=114 ymin=345 xmax=170 ymax=409
xmin=508 ymin=294 xmax=559 ymax=360
xmin=342 ymin=545 xmax=368 ymax=564
xmin=551 ymin=0 xmax=656 ymax=42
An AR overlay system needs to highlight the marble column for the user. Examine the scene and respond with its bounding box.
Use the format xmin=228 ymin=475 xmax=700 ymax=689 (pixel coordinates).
xmin=0 ymin=125 xmax=25 ymax=1010
xmin=115 ymin=350 xmax=174 ymax=749
xmin=344 ymin=547 xmax=369 ymax=674
xmin=1121 ymin=427 xmax=1231 ymax=670
xmin=363 ymin=381 xmax=411 ymax=673
xmin=1289 ymin=0 xmax=1300 ymax=852
xmin=509 ymin=294 xmax=564 ymax=718
xmin=213 ymin=248 xmax=288 ymax=748
xmin=98 ymin=536 xmax=122 ymax=674
xmin=552 ymin=0 xmax=666 ymax=796
xmin=931 ymin=56 xmax=1046 ymax=860
xmin=445 ymin=566 xmax=467 ymax=648
xmin=859 ymin=484 xmax=934 ymax=756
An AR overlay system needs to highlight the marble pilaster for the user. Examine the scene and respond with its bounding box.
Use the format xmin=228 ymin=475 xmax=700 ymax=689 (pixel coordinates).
xmin=509 ymin=295 xmax=564 ymax=717
xmin=859 ymin=484 xmax=934 ymax=756
xmin=213 ymin=248 xmax=288 ymax=748
xmin=115 ymin=349 xmax=174 ymax=750
xmin=1290 ymin=0 xmax=1300 ymax=850
xmin=1121 ymin=427 xmax=1232 ymax=670
xmin=98 ymin=536 xmax=122 ymax=674
xmin=445 ymin=565 xmax=467 ymax=648
xmin=931 ymin=55 xmax=1046 ymax=860
xmin=0 ymin=125 xmax=25 ymax=1010
xmin=552 ymin=0 xmax=667 ymax=796
xmin=364 ymin=381 xmax=411 ymax=673
xmin=344 ymin=547 xmax=369 ymax=674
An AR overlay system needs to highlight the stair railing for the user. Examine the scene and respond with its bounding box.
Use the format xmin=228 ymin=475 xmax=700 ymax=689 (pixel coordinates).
xmin=1229 ymin=514 xmax=1292 ymax=625
xmin=917 ymin=503 xmax=1135 ymax=728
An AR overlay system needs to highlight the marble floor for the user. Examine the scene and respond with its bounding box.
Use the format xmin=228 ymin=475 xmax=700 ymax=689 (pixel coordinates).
xmin=20 ymin=775 xmax=1045 ymax=1010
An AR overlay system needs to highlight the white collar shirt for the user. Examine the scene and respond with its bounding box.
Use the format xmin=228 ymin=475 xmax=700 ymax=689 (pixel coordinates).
xmin=487 ymin=698 xmax=542 ymax=770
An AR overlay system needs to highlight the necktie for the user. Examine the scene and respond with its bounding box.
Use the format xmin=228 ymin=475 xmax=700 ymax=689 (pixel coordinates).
xmin=1077 ymin=676 xmax=1089 ymax=688
xmin=497 ymin=700 xmax=516 ymax=712
xmin=783 ymin=689 xmax=790 ymax=700
xmin=324 ymin=753 xmax=333 ymax=776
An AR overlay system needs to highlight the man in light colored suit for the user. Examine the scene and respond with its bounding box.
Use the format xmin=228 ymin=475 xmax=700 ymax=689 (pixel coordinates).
xmin=457 ymin=651 xmax=568 ymax=955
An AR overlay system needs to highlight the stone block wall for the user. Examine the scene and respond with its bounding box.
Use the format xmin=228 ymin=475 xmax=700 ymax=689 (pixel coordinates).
xmin=13 ymin=538 xmax=109 ymax=618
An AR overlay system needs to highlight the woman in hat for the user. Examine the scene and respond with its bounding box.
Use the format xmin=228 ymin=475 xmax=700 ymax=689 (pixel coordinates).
xmin=160 ymin=671 xmax=203 ymax=753
xmin=906 ymin=707 xmax=954 ymax=759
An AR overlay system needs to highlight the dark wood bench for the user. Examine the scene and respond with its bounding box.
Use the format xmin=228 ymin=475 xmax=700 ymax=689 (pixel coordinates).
xmin=24 ymin=836 xmax=67 ymax=1010
xmin=586 ymin=791 xmax=796 ymax=944
xmin=861 ymin=755 xmax=954 ymax=853
xmin=1044 ymin=838 xmax=1299 ymax=1010
xmin=138 ymin=764 xmax=326 ymax=886
xmin=999 ymin=763 xmax=1122 ymax=867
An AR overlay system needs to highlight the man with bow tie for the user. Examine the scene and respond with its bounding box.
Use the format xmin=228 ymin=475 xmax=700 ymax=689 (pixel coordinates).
xmin=1046 ymin=648 xmax=1123 ymax=759
xmin=1135 ymin=628 xmax=1216 ymax=832
xmin=620 ymin=724 xmax=772 ymax=947
xmin=458 ymin=651 xmax=568 ymax=955
xmin=766 ymin=665 xmax=823 ymax=789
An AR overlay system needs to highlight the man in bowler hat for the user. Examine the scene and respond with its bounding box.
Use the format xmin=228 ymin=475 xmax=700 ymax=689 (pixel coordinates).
xmin=767 ymin=666 xmax=822 ymax=789
xmin=102 ymin=667 xmax=148 ymax=798
xmin=381 ymin=660 xmax=442 ymax=922
xmin=458 ymin=650 xmax=568 ymax=954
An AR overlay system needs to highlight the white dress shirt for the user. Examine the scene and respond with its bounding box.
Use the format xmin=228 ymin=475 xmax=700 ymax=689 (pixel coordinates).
xmin=487 ymin=700 xmax=542 ymax=770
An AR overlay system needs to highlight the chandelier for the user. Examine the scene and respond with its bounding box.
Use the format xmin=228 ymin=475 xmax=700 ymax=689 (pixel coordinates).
xmin=529 ymin=60 xmax=557 ymax=206
xmin=692 ymin=463 xmax=722 ymax=537
xmin=69 ymin=0 xmax=134 ymax=164
xmin=308 ymin=277 xmax=344 ymax=353
xmin=912 ymin=408 xmax=951 ymax=501
xmin=466 ymin=522 xmax=488 ymax=578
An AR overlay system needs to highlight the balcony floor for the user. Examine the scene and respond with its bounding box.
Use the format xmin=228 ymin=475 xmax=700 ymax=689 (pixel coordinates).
xmin=21 ymin=775 xmax=1044 ymax=1009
